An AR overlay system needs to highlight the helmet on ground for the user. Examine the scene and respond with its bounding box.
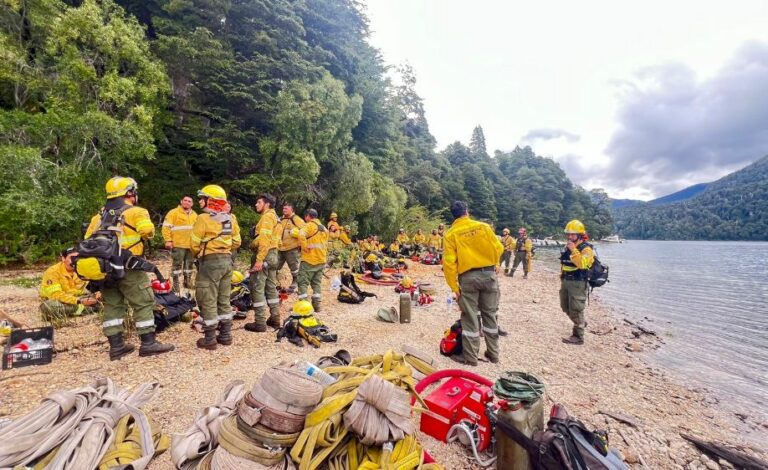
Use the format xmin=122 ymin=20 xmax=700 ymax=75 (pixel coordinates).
xmin=330 ymin=212 xmax=338 ymax=219
xmin=232 ymin=270 xmax=245 ymax=284
xmin=292 ymin=300 xmax=314 ymax=316
xmin=365 ymin=254 xmax=379 ymax=263
xmin=502 ymin=228 xmax=510 ymax=234
xmin=564 ymin=219 xmax=586 ymax=234
xmin=105 ymin=176 xmax=137 ymax=199
xmin=197 ymin=184 xmax=227 ymax=201
xmin=401 ymin=276 xmax=413 ymax=288
xmin=151 ymin=279 xmax=171 ymax=294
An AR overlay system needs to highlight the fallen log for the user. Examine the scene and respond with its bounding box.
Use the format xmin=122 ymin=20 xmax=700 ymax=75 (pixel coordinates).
xmin=598 ymin=409 xmax=642 ymax=428
xmin=0 ymin=310 xmax=27 ymax=329
xmin=680 ymin=433 xmax=768 ymax=470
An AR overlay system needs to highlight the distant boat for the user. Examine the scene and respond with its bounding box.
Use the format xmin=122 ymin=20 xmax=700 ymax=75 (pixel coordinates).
xmin=600 ymin=235 xmax=625 ymax=243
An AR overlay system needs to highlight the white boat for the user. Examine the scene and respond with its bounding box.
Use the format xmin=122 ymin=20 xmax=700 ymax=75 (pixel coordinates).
xmin=600 ymin=235 xmax=625 ymax=243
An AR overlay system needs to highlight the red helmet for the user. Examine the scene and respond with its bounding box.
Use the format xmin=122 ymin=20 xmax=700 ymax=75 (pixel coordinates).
xmin=151 ymin=279 xmax=172 ymax=294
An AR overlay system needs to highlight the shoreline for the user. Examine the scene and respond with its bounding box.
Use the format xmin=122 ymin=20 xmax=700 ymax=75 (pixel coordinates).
xmin=1 ymin=261 xmax=766 ymax=469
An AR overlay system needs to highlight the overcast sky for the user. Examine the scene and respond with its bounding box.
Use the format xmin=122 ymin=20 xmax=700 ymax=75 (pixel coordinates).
xmin=366 ymin=0 xmax=768 ymax=199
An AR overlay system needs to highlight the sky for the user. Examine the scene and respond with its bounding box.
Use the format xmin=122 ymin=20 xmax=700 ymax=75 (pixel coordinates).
xmin=365 ymin=0 xmax=768 ymax=200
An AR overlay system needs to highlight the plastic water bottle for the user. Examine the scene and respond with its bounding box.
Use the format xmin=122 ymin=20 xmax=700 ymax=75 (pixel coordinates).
xmin=295 ymin=360 xmax=337 ymax=386
xmin=330 ymin=277 xmax=341 ymax=291
xmin=446 ymin=295 xmax=454 ymax=308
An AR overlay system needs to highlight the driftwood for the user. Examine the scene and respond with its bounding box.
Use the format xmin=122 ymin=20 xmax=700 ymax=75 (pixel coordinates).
xmin=623 ymin=318 xmax=657 ymax=336
xmin=598 ymin=409 xmax=642 ymax=428
xmin=618 ymin=429 xmax=650 ymax=470
xmin=680 ymin=433 xmax=768 ymax=470
xmin=0 ymin=310 xmax=27 ymax=329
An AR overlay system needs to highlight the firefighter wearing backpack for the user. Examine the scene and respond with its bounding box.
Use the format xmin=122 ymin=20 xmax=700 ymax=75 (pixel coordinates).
xmin=190 ymin=185 xmax=241 ymax=349
xmin=442 ymin=201 xmax=504 ymax=366
xmin=560 ymin=219 xmax=594 ymax=345
xmin=295 ymin=209 xmax=328 ymax=312
xmin=85 ymin=176 xmax=175 ymax=360
xmin=499 ymin=228 xmax=514 ymax=275
xmin=162 ymin=195 xmax=198 ymax=293
xmin=245 ymin=194 xmax=281 ymax=333
xmin=277 ymin=202 xmax=305 ymax=292
xmin=510 ymin=227 xmax=533 ymax=278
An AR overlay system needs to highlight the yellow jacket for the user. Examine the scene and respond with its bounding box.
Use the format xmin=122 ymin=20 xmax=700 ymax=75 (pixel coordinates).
xmin=561 ymin=242 xmax=594 ymax=273
xmin=516 ymin=236 xmax=533 ymax=253
xmin=396 ymin=233 xmax=410 ymax=245
xmin=412 ymin=233 xmax=426 ymax=245
xmin=251 ymin=209 xmax=280 ymax=261
xmin=339 ymin=231 xmax=352 ymax=246
xmin=442 ymin=216 xmax=504 ymax=293
xmin=501 ymin=235 xmax=515 ymax=252
xmin=40 ymin=261 xmax=87 ymax=305
xmin=279 ymin=214 xmax=305 ymax=252
xmin=389 ymin=243 xmax=400 ymax=253
xmin=299 ymin=220 xmax=328 ymax=265
xmin=85 ymin=203 xmax=155 ymax=256
xmin=190 ymin=211 xmax=241 ymax=257
xmin=328 ymin=220 xmax=340 ymax=240
xmin=162 ymin=206 xmax=198 ymax=249
xmin=428 ymin=234 xmax=442 ymax=249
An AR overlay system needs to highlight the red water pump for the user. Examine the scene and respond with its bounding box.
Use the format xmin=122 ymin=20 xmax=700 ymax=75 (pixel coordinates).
xmin=414 ymin=370 xmax=496 ymax=465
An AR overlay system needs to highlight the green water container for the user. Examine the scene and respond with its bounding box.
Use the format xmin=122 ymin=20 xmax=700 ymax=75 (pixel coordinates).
xmin=399 ymin=293 xmax=411 ymax=323
xmin=495 ymin=398 xmax=544 ymax=470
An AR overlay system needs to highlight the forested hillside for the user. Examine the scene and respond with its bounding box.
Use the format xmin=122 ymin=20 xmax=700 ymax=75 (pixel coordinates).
xmin=613 ymin=156 xmax=768 ymax=240
xmin=0 ymin=0 xmax=611 ymax=264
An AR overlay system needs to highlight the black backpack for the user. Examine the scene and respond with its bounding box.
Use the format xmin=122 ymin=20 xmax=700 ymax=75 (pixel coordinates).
xmin=74 ymin=205 xmax=134 ymax=283
xmin=588 ymin=255 xmax=609 ymax=289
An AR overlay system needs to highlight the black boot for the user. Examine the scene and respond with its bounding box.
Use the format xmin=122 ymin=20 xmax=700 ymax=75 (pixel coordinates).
xmin=266 ymin=315 xmax=281 ymax=330
xmin=107 ymin=334 xmax=135 ymax=361
xmin=507 ymin=270 xmax=515 ymax=278
xmin=138 ymin=332 xmax=175 ymax=357
xmin=195 ymin=325 xmax=217 ymax=349
xmin=216 ymin=321 xmax=232 ymax=346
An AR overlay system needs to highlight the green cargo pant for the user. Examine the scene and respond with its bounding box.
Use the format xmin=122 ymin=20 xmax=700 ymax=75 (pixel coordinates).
xmin=458 ymin=269 xmax=500 ymax=364
xmin=171 ymin=247 xmax=195 ymax=292
xmin=39 ymin=300 xmax=96 ymax=321
xmin=102 ymin=270 xmax=155 ymax=337
xmin=249 ymin=248 xmax=280 ymax=325
xmin=196 ymin=253 xmax=234 ymax=327
xmin=277 ymin=248 xmax=301 ymax=289
xmin=298 ymin=261 xmax=324 ymax=312
xmin=500 ymin=251 xmax=512 ymax=273
xmin=512 ymin=251 xmax=529 ymax=275
xmin=560 ymin=278 xmax=588 ymax=339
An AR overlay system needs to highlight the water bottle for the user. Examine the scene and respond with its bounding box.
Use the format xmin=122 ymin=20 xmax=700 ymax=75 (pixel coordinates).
xmin=330 ymin=277 xmax=341 ymax=291
xmin=446 ymin=295 xmax=454 ymax=307
xmin=295 ymin=360 xmax=337 ymax=386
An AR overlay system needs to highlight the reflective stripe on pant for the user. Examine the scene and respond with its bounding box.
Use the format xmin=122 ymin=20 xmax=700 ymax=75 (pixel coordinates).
xmin=250 ymin=249 xmax=279 ymax=324
xmin=457 ymin=269 xmax=500 ymax=363
xmin=196 ymin=254 xmax=233 ymax=327
xmin=102 ymin=270 xmax=155 ymax=336
xmin=500 ymin=251 xmax=512 ymax=271
xmin=277 ymin=248 xmax=301 ymax=286
xmin=512 ymin=251 xmax=529 ymax=274
xmin=298 ymin=261 xmax=324 ymax=312
xmin=171 ymin=248 xmax=195 ymax=291
xmin=560 ymin=279 xmax=587 ymax=339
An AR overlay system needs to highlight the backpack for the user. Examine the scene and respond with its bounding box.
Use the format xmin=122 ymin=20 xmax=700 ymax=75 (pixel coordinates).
xmin=74 ymin=205 xmax=134 ymax=282
xmin=153 ymin=292 xmax=196 ymax=332
xmin=439 ymin=320 xmax=463 ymax=356
xmin=587 ymin=255 xmax=609 ymax=289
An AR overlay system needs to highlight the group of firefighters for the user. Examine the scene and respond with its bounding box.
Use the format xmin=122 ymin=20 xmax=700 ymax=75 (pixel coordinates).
xmin=38 ymin=175 xmax=594 ymax=362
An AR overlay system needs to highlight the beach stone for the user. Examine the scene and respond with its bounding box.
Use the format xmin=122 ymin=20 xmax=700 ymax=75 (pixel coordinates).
xmin=624 ymin=449 xmax=639 ymax=464
xmin=705 ymin=460 xmax=720 ymax=470
xmin=626 ymin=341 xmax=643 ymax=352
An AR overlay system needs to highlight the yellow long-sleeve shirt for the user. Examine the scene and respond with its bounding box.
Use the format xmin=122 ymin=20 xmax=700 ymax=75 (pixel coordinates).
xmin=299 ymin=220 xmax=328 ymax=265
xmin=396 ymin=233 xmax=410 ymax=245
xmin=328 ymin=220 xmax=340 ymax=240
xmin=251 ymin=209 xmax=280 ymax=261
xmin=501 ymin=235 xmax=515 ymax=252
xmin=40 ymin=261 xmax=87 ymax=305
xmin=162 ymin=206 xmax=198 ymax=249
xmin=428 ymin=234 xmax=442 ymax=249
xmin=85 ymin=203 xmax=155 ymax=256
xmin=339 ymin=231 xmax=352 ymax=246
xmin=561 ymin=242 xmax=595 ymax=273
xmin=412 ymin=233 xmax=427 ymax=245
xmin=279 ymin=214 xmax=305 ymax=252
xmin=442 ymin=216 xmax=504 ymax=293
xmin=190 ymin=211 xmax=241 ymax=257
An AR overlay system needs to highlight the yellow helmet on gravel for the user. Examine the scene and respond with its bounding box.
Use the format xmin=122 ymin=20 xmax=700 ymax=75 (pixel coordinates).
xmin=197 ymin=184 xmax=227 ymax=201
xmin=564 ymin=219 xmax=586 ymax=234
xmin=231 ymin=270 xmax=245 ymax=284
xmin=292 ymin=300 xmax=314 ymax=316
xmin=105 ymin=176 xmax=137 ymax=199
xmin=365 ymin=254 xmax=379 ymax=263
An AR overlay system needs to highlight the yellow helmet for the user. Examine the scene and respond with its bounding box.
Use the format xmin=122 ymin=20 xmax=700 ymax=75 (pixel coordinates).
xmin=401 ymin=276 xmax=413 ymax=288
xmin=502 ymin=227 xmax=510 ymax=234
xmin=105 ymin=176 xmax=137 ymax=199
xmin=197 ymin=184 xmax=227 ymax=201
xmin=564 ymin=219 xmax=586 ymax=234
xmin=231 ymin=270 xmax=245 ymax=284
xmin=330 ymin=212 xmax=338 ymax=219
xmin=290 ymin=227 xmax=300 ymax=238
xmin=365 ymin=254 xmax=379 ymax=263
xmin=292 ymin=300 xmax=314 ymax=316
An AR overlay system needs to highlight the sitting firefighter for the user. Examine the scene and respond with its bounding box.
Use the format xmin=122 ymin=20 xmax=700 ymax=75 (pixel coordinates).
xmin=387 ymin=240 xmax=401 ymax=257
xmin=40 ymin=247 xmax=102 ymax=323
xmin=363 ymin=253 xmax=384 ymax=279
xmin=276 ymin=300 xmax=337 ymax=347
xmin=412 ymin=229 xmax=427 ymax=254
xmin=337 ymin=268 xmax=376 ymax=304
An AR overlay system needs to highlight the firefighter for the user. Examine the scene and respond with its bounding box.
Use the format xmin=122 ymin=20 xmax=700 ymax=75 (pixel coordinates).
xmin=86 ymin=176 xmax=174 ymax=360
xmin=499 ymin=228 xmax=514 ymax=275
xmin=560 ymin=219 xmax=594 ymax=345
xmin=245 ymin=194 xmax=281 ymax=333
xmin=427 ymin=229 xmax=441 ymax=254
xmin=277 ymin=202 xmax=305 ymax=292
xmin=388 ymin=240 xmax=401 ymax=257
xmin=510 ymin=227 xmax=534 ymax=278
xmin=190 ymin=185 xmax=241 ymax=349
xmin=395 ymin=228 xmax=410 ymax=255
xmin=162 ymin=195 xmax=198 ymax=293
xmin=412 ymin=229 xmax=426 ymax=253
xmin=340 ymin=225 xmax=353 ymax=246
xmin=327 ymin=212 xmax=340 ymax=239
xmin=442 ymin=201 xmax=503 ymax=366
xmin=295 ymin=209 xmax=328 ymax=312
xmin=39 ymin=247 xmax=100 ymax=321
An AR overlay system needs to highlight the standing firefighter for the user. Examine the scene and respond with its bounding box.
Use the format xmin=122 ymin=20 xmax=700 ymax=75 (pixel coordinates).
xmin=86 ymin=176 xmax=174 ymax=360
xmin=499 ymin=228 xmax=514 ymax=275
xmin=559 ymin=219 xmax=594 ymax=345
xmin=191 ymin=185 xmax=241 ymax=349
xmin=412 ymin=229 xmax=426 ymax=253
xmin=510 ymin=227 xmax=533 ymax=278
xmin=442 ymin=201 xmax=504 ymax=366
xmin=296 ymin=209 xmax=328 ymax=312
xmin=277 ymin=202 xmax=305 ymax=292
xmin=245 ymin=194 xmax=281 ymax=333
xmin=162 ymin=195 xmax=198 ymax=293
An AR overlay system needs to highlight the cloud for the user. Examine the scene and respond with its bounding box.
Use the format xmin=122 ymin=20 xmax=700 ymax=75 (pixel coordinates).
xmin=604 ymin=41 xmax=768 ymax=197
xmin=521 ymin=128 xmax=581 ymax=144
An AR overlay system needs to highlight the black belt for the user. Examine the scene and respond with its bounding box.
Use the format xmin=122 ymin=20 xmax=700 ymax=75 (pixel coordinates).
xmin=562 ymin=272 xmax=586 ymax=281
xmin=464 ymin=266 xmax=496 ymax=274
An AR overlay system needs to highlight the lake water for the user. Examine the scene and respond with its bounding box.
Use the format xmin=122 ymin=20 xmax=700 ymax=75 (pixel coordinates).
xmin=541 ymin=240 xmax=768 ymax=421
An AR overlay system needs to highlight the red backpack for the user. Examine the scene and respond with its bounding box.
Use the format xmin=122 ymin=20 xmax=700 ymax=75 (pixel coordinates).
xmin=439 ymin=320 xmax=463 ymax=356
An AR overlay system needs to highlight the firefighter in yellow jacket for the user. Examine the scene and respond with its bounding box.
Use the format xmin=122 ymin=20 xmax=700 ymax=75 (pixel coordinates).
xmin=499 ymin=228 xmax=515 ymax=275
xmin=442 ymin=201 xmax=504 ymax=366
xmin=560 ymin=219 xmax=594 ymax=345
xmin=295 ymin=209 xmax=328 ymax=312
xmin=162 ymin=195 xmax=198 ymax=292
xmin=191 ymin=185 xmax=241 ymax=349
xmin=245 ymin=194 xmax=281 ymax=333
xmin=428 ymin=229 xmax=442 ymax=256
xmin=39 ymin=247 xmax=100 ymax=321
xmin=340 ymin=226 xmax=353 ymax=246
xmin=277 ymin=202 xmax=305 ymax=292
xmin=510 ymin=227 xmax=534 ymax=278
xmin=86 ymin=176 xmax=174 ymax=360
xmin=412 ymin=229 xmax=426 ymax=252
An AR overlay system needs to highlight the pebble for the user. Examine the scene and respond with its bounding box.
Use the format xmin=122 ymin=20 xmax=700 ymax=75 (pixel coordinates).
xmin=704 ymin=460 xmax=720 ymax=470
xmin=626 ymin=341 xmax=643 ymax=352
xmin=624 ymin=449 xmax=639 ymax=464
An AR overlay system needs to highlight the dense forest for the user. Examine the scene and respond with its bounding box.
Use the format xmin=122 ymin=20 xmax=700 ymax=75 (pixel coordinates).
xmin=613 ymin=155 xmax=768 ymax=240
xmin=0 ymin=0 xmax=612 ymax=264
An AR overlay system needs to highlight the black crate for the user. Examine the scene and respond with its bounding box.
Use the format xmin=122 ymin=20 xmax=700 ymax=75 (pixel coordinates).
xmin=2 ymin=326 xmax=55 ymax=370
